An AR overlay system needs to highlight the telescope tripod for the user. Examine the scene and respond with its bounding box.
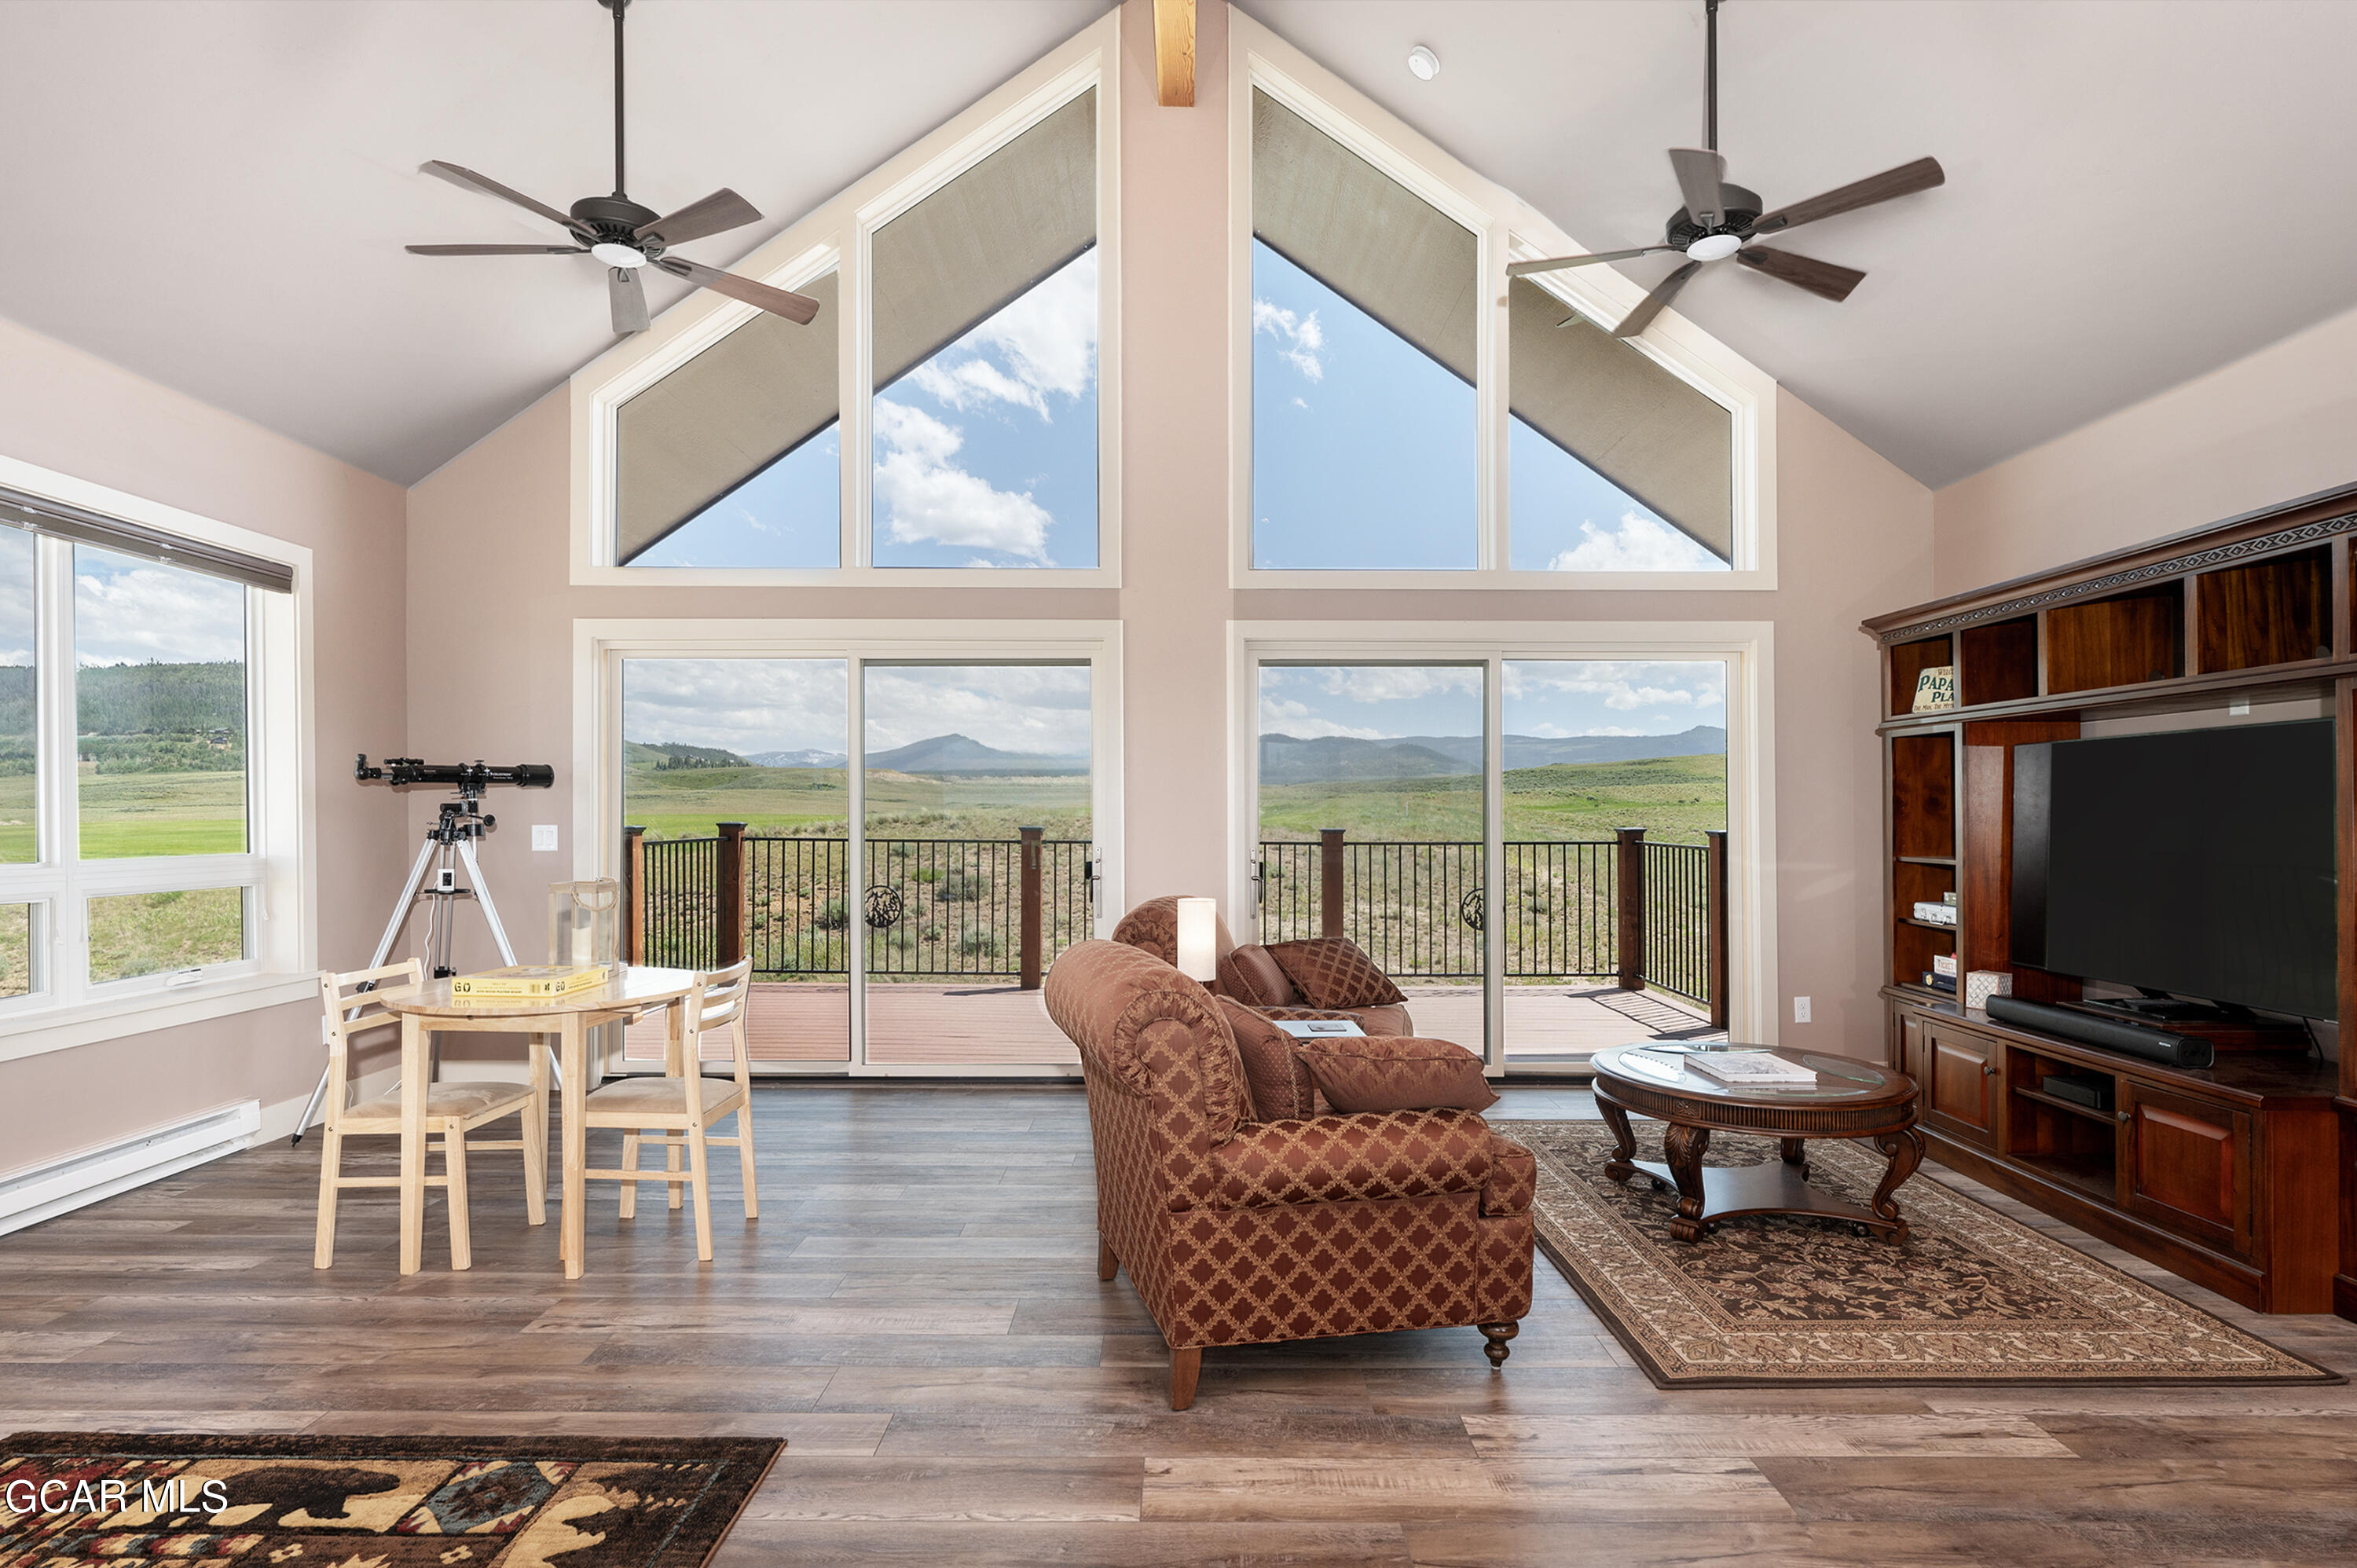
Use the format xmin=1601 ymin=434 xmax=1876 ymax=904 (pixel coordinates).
xmin=291 ymin=796 xmax=556 ymax=1145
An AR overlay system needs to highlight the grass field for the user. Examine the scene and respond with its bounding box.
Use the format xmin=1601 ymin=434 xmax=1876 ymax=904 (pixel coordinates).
xmin=625 ymin=763 xmax=1092 ymax=842
xmin=1260 ymin=753 xmax=1727 ymax=844
xmin=0 ymin=769 xmax=247 ymax=862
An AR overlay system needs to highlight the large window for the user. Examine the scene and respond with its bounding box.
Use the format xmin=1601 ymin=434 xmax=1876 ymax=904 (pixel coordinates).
xmin=603 ymin=78 xmax=1103 ymax=577
xmin=0 ymin=489 xmax=293 ymax=1015
xmin=1241 ymin=42 xmax=1763 ymax=584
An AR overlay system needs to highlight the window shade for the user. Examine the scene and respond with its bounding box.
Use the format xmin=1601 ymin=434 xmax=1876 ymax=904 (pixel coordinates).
xmin=1508 ymin=279 xmax=1733 ymax=562
xmin=0 ymin=488 xmax=291 ymax=593
xmin=1251 ymin=89 xmax=1476 ymax=383
xmin=615 ymin=270 xmax=841 ymax=566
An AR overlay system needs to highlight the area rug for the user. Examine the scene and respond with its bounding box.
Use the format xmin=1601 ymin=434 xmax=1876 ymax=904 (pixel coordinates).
xmin=1516 ymin=1120 xmax=2343 ymax=1388
xmin=0 ymin=1431 xmax=782 ymax=1566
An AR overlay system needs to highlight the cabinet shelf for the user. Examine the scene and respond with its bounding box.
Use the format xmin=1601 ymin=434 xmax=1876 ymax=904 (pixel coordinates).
xmin=1896 ymin=855 xmax=1956 ymax=866
xmin=2014 ymin=1147 xmax=2117 ymax=1203
xmin=2012 ymin=1084 xmax=2117 ymax=1127
xmin=1898 ymin=918 xmax=1959 ymax=932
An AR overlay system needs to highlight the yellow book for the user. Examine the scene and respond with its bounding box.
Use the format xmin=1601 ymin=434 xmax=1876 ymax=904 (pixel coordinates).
xmin=449 ymin=964 xmax=612 ymax=998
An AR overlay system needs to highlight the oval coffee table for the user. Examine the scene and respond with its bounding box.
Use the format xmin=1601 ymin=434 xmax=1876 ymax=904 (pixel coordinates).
xmin=1589 ymin=1044 xmax=1926 ymax=1244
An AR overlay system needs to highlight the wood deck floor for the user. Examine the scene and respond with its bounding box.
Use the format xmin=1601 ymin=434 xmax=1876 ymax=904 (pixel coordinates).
xmin=5 ymin=1083 xmax=2353 ymax=1565
xmin=625 ymin=981 xmax=1718 ymax=1068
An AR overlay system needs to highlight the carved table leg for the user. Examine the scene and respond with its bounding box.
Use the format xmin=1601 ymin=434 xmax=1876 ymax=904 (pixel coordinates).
xmin=1870 ymin=1125 xmax=1926 ymax=1245
xmin=1779 ymin=1136 xmax=1809 ymax=1175
xmin=1662 ymin=1121 xmax=1711 ymax=1242
xmin=1478 ymin=1321 xmax=1519 ymax=1369
xmin=1599 ymin=1100 xmax=1639 ymax=1183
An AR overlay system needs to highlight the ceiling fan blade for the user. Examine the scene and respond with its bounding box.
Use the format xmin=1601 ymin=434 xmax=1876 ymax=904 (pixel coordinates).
xmin=420 ymin=159 xmax=589 ymax=236
xmin=405 ymin=244 xmax=586 ymax=256
xmin=610 ymin=267 xmax=651 ymax=335
xmin=1747 ymin=156 xmax=1945 ymax=237
xmin=1508 ymin=246 xmax=1677 ymax=277
xmin=1613 ymin=258 xmax=1705 ymax=339
xmin=1669 ymin=148 xmax=1728 ymax=229
xmin=1735 ymin=246 xmax=1865 ymax=302
xmin=636 ymin=188 xmax=764 ymax=249
xmin=654 ymin=255 xmax=820 ymax=324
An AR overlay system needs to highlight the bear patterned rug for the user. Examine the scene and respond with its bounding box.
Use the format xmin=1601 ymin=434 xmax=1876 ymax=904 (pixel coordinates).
xmin=1517 ymin=1121 xmax=2342 ymax=1388
xmin=0 ymin=1431 xmax=781 ymax=1567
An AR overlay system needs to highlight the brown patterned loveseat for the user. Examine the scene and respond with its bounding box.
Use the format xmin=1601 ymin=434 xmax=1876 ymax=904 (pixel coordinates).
xmin=1110 ymin=893 xmax=1414 ymax=1037
xmin=1044 ymin=938 xmax=1535 ymax=1409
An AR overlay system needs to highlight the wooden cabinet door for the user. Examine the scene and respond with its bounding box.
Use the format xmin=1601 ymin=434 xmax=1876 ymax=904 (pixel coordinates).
xmin=2117 ymin=1081 xmax=2253 ymax=1257
xmin=1922 ymin=1021 xmax=2000 ymax=1147
xmin=1891 ymin=1007 xmax=1927 ymax=1082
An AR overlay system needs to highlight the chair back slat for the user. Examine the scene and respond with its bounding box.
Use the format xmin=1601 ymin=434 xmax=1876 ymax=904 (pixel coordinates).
xmin=320 ymin=960 xmax=423 ymax=1053
xmin=687 ymin=958 xmax=755 ymax=1081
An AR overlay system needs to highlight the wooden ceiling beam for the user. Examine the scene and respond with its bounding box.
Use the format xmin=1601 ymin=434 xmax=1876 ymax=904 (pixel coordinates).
xmin=1154 ymin=0 xmax=1196 ymax=107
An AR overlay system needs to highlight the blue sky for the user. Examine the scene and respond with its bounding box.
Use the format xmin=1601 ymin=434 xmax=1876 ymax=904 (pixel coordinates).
xmin=623 ymin=659 xmax=1091 ymax=760
xmin=1259 ymin=661 xmax=1726 ymax=742
xmin=638 ymin=249 xmax=1099 ymax=570
xmin=75 ymin=545 xmax=245 ymax=667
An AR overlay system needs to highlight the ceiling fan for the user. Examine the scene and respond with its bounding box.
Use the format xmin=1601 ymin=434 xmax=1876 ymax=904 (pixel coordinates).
xmin=405 ymin=0 xmax=818 ymax=336
xmin=1511 ymin=0 xmax=1943 ymax=339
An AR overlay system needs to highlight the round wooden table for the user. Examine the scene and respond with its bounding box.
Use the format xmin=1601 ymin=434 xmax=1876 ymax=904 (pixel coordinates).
xmin=373 ymin=967 xmax=698 ymax=1278
xmin=1589 ymin=1044 xmax=1926 ymax=1244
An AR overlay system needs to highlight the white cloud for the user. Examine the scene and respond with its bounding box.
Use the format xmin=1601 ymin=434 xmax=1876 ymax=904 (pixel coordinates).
xmin=909 ymin=251 xmax=1098 ymax=421
xmin=74 ymin=556 xmax=245 ymax=666
xmin=1258 ymin=693 xmax=1381 ymax=740
xmin=872 ymin=399 xmax=1053 ymax=561
xmin=1579 ymin=726 xmax=1648 ymax=737
xmin=1544 ymin=510 xmax=1725 ymax=573
xmin=863 ymin=664 xmax=1092 ymax=756
xmin=1252 ymin=297 xmax=1324 ymax=381
xmin=623 ymin=659 xmax=1092 ymax=760
xmin=1317 ymin=666 xmax=1482 ymax=704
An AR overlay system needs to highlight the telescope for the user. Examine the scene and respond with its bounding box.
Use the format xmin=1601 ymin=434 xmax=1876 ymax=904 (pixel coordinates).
xmin=355 ymin=756 xmax=555 ymax=794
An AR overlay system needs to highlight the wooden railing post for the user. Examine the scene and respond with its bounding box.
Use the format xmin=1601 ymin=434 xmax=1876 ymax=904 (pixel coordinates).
xmin=623 ymin=825 xmax=645 ymax=964
xmin=1319 ymin=828 xmax=1345 ymax=940
xmin=717 ymin=822 xmax=746 ymax=968
xmin=1615 ymin=827 xmax=1646 ymax=991
xmin=1020 ymin=826 xmax=1044 ymax=990
xmin=1704 ymin=829 xmax=1729 ymax=1030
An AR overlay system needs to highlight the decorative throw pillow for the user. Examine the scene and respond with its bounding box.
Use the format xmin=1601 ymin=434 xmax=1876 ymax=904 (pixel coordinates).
xmin=1266 ymin=937 xmax=1407 ymax=1010
xmin=1218 ymin=943 xmax=1297 ymax=1009
xmin=1296 ymin=1036 xmax=1497 ymax=1114
xmin=1215 ymin=997 xmax=1317 ymax=1121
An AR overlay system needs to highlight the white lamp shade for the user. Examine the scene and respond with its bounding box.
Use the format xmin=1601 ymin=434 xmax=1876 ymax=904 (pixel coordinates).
xmin=1175 ymin=897 xmax=1219 ymax=982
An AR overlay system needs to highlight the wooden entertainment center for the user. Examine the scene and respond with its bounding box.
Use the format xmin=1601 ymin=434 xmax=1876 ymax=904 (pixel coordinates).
xmin=1864 ymin=482 xmax=2355 ymax=1318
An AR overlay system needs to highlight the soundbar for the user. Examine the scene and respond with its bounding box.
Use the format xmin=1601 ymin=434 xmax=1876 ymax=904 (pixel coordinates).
xmin=1985 ymin=996 xmax=2216 ymax=1068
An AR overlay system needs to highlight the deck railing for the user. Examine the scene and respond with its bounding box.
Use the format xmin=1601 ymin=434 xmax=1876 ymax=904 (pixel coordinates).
xmin=624 ymin=823 xmax=1724 ymax=1023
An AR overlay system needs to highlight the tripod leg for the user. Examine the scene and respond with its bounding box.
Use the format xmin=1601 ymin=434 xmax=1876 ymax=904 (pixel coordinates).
xmin=460 ymin=839 xmax=519 ymax=965
xmin=296 ymin=834 xmax=440 ymax=1146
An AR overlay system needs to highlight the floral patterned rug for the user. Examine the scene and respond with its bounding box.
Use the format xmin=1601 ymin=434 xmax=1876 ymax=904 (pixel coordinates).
xmin=0 ymin=1432 xmax=781 ymax=1566
xmin=1517 ymin=1121 xmax=2342 ymax=1387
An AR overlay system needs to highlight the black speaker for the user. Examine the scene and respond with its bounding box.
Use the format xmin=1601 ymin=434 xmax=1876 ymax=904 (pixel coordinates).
xmin=1985 ymin=995 xmax=2216 ymax=1068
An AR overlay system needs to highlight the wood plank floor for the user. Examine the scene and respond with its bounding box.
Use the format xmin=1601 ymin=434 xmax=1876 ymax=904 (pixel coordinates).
xmin=6 ymin=1083 xmax=2355 ymax=1566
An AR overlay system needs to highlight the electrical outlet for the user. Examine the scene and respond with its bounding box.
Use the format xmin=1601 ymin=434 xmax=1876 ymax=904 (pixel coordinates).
xmin=531 ymin=824 xmax=559 ymax=852
xmin=1792 ymin=996 xmax=1812 ymax=1024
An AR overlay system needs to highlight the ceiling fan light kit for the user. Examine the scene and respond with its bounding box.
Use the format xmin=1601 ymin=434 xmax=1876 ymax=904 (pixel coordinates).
xmin=404 ymin=0 xmax=819 ymax=336
xmin=1516 ymin=0 xmax=1943 ymax=338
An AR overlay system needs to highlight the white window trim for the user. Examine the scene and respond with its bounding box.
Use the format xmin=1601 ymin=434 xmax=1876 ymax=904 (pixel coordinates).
xmin=0 ymin=452 xmax=317 ymax=1067
xmin=572 ymin=617 xmax=1123 ymax=1078
xmin=568 ymin=13 xmax=1122 ymax=588
xmin=1227 ymin=620 xmax=1777 ymax=1068
xmin=1227 ymin=13 xmax=1779 ymax=591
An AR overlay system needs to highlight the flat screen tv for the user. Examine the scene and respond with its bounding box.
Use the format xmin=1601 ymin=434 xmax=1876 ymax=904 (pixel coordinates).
xmin=2011 ymin=719 xmax=2338 ymax=1020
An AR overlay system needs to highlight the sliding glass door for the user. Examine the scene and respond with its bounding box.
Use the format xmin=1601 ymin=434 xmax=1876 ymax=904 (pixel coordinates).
xmin=1254 ymin=662 xmax=1489 ymax=1052
xmin=860 ymin=662 xmax=1095 ymax=1068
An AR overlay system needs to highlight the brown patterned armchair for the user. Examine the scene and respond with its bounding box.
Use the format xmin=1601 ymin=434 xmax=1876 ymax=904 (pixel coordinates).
xmin=1110 ymin=893 xmax=1413 ymax=1037
xmin=1044 ymin=938 xmax=1535 ymax=1409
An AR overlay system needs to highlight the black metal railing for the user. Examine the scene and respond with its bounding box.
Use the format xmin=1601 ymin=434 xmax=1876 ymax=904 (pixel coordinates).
xmin=1641 ymin=840 xmax=1710 ymax=1003
xmin=1501 ymin=840 xmax=1619 ymax=981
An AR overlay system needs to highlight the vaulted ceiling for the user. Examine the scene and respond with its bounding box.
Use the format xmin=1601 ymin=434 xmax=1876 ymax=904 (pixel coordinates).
xmin=4 ymin=0 xmax=2354 ymax=489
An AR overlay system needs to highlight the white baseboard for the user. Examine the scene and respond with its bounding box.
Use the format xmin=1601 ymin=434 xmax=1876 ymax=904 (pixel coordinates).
xmin=0 ymin=1098 xmax=263 ymax=1236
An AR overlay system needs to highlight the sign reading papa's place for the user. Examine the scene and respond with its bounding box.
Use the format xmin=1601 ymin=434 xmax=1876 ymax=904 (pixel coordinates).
xmin=1912 ymin=665 xmax=1957 ymax=712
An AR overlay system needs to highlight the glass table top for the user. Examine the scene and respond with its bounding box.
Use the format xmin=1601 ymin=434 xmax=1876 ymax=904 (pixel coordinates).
xmin=1593 ymin=1043 xmax=1901 ymax=1103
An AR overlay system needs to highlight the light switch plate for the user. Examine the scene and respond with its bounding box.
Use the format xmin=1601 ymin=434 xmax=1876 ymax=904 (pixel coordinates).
xmin=531 ymin=824 xmax=559 ymax=852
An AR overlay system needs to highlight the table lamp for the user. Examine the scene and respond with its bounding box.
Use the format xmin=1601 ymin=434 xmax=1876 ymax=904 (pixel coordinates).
xmin=1175 ymin=896 xmax=1219 ymax=983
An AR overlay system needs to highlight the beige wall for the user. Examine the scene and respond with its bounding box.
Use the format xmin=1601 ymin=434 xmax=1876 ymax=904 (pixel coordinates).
xmin=0 ymin=317 xmax=410 ymax=1176
xmin=1934 ymin=302 xmax=2357 ymax=594
xmin=401 ymin=0 xmax=1934 ymax=1064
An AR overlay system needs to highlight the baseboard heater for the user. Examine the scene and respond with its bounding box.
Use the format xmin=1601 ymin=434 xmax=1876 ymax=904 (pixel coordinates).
xmin=0 ymin=1098 xmax=260 ymax=1236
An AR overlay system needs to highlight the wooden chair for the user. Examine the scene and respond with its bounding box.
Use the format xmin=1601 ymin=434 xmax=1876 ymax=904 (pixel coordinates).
xmin=582 ymin=958 xmax=759 ymax=1261
xmin=313 ymin=960 xmax=546 ymax=1270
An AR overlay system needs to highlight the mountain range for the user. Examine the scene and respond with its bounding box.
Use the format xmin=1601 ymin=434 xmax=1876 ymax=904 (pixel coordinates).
xmin=746 ymin=734 xmax=1087 ymax=776
xmin=1259 ymin=726 xmax=1724 ymax=786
